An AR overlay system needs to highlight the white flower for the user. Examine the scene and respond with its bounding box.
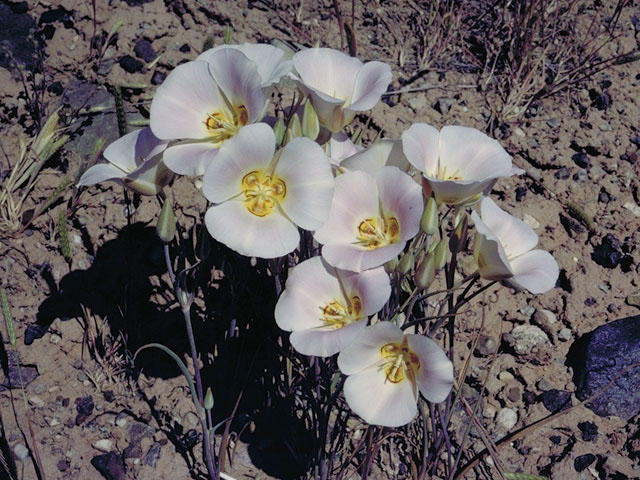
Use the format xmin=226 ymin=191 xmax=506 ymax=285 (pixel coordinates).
xmin=471 ymin=197 xmax=559 ymax=294
xmin=338 ymin=322 xmax=454 ymax=427
xmin=291 ymin=48 xmax=392 ymax=133
xmin=202 ymin=123 xmax=334 ymax=259
xmin=77 ymin=127 xmax=171 ymax=196
xmin=275 ymin=257 xmax=390 ymax=357
xmin=402 ymin=124 xmax=522 ymax=205
xmin=314 ymin=167 xmax=423 ymax=272
xmin=340 ymin=138 xmax=410 ymax=174
xmin=327 ymin=132 xmax=364 ymax=166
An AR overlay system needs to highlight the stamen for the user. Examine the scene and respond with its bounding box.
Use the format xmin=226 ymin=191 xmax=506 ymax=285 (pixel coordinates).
xmin=320 ymin=295 xmax=362 ymax=329
xmin=380 ymin=339 xmax=420 ymax=384
xmin=355 ymin=215 xmax=400 ymax=249
xmin=241 ymin=170 xmax=286 ymax=217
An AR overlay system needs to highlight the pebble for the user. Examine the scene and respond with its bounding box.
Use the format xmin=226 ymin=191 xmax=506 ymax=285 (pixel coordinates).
xmin=572 ymin=152 xmax=590 ymax=169
xmin=151 ymin=70 xmax=166 ymax=85
xmin=495 ymin=408 xmax=518 ymax=432
xmin=94 ymin=439 xmax=114 ymax=452
xmin=558 ymin=328 xmax=572 ymax=341
xmin=498 ymin=371 xmax=514 ymax=382
xmin=13 ymin=443 xmax=29 ymax=461
xmin=119 ymin=55 xmax=144 ymax=73
xmin=514 ymin=127 xmax=525 ymax=137
xmin=77 ymin=371 xmax=89 ymax=382
xmin=578 ymin=421 xmax=598 ymax=442
xmin=573 ymin=169 xmax=588 ymax=183
xmin=540 ymin=389 xmax=572 ymax=412
xmin=599 ymin=123 xmax=612 ymax=131
xmin=507 ymin=386 xmax=521 ymax=403
xmin=589 ymin=165 xmax=605 ymax=181
xmin=115 ymin=413 xmax=128 ymax=429
xmin=143 ymin=442 xmax=162 ymax=467
xmin=49 ymin=417 xmax=60 ymax=427
xmin=523 ymin=213 xmax=540 ymax=229
xmin=90 ymin=452 xmax=126 ymax=480
xmin=537 ymin=379 xmax=556 ymax=391
xmin=29 ymin=395 xmax=45 ymax=408
xmin=519 ymin=305 xmax=536 ymax=317
xmin=133 ymin=39 xmax=157 ymax=62
xmin=510 ymin=325 xmax=550 ymax=355
xmin=546 ymin=118 xmax=559 ymax=128
xmin=482 ymin=405 xmax=497 ymax=419
xmin=474 ymin=335 xmax=496 ymax=357
xmin=555 ymin=167 xmax=571 ymax=180
xmin=49 ymin=334 xmax=61 ymax=344
xmin=574 ymin=453 xmax=596 ymax=472
xmin=623 ymin=202 xmax=640 ymax=217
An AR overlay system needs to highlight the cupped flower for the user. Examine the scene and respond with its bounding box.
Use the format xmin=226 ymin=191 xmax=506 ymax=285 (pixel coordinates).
xmin=197 ymin=43 xmax=292 ymax=91
xmin=291 ymin=48 xmax=392 ymax=133
xmin=77 ymin=127 xmax=172 ymax=195
xmin=402 ymin=124 xmax=522 ymax=206
xmin=275 ymin=257 xmax=390 ymax=357
xmin=471 ymin=197 xmax=559 ymax=294
xmin=202 ymin=123 xmax=334 ymax=259
xmin=314 ymin=167 xmax=423 ymax=272
xmin=327 ymin=132 xmax=364 ymax=166
xmin=149 ymin=49 xmax=265 ymax=176
xmin=340 ymin=138 xmax=410 ymax=174
xmin=338 ymin=322 xmax=454 ymax=427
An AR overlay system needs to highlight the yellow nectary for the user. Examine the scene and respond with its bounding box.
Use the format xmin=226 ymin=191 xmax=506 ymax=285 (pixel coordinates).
xmin=320 ymin=295 xmax=363 ymax=329
xmin=380 ymin=339 xmax=420 ymax=384
xmin=356 ymin=216 xmax=400 ymax=249
xmin=241 ymin=170 xmax=286 ymax=217
xmin=205 ymin=104 xmax=248 ymax=147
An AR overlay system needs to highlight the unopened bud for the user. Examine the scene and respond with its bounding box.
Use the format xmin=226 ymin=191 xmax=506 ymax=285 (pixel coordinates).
xmin=204 ymin=387 xmax=214 ymax=410
xmin=433 ymin=239 xmax=448 ymax=270
xmin=415 ymin=252 xmax=436 ymax=289
xmin=449 ymin=212 xmax=469 ymax=253
xmin=175 ymin=269 xmax=194 ymax=311
xmin=156 ymin=200 xmax=176 ymax=243
xmin=397 ymin=251 xmax=414 ymax=275
xmin=384 ymin=256 xmax=398 ymax=274
xmin=421 ymin=197 xmax=438 ymax=235
xmin=301 ymin=99 xmax=319 ymax=140
xmin=273 ymin=116 xmax=285 ymax=145
xmin=285 ymin=114 xmax=302 ymax=143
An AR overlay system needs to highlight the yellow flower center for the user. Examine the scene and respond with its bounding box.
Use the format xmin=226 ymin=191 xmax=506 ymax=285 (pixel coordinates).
xmin=204 ymin=104 xmax=249 ymax=147
xmin=435 ymin=163 xmax=463 ymax=181
xmin=320 ymin=295 xmax=363 ymax=329
xmin=242 ymin=170 xmax=286 ymax=217
xmin=380 ymin=339 xmax=420 ymax=384
xmin=356 ymin=216 xmax=400 ymax=249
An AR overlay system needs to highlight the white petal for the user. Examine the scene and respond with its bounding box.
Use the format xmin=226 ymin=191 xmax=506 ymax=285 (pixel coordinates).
xmin=341 ymin=139 xmax=407 ymax=174
xmin=321 ymin=241 xmax=405 ymax=273
xmin=428 ymin=177 xmax=495 ymax=206
xmin=406 ymin=335 xmax=453 ymax=403
xmin=338 ymin=322 xmax=404 ymax=375
xmin=328 ymin=133 xmax=363 ymax=165
xmin=347 ymin=61 xmax=392 ymax=111
xmin=350 ymin=266 xmax=391 ymax=315
xmin=163 ymin=143 xmax=218 ymax=176
xmin=509 ymin=249 xmax=559 ymax=294
xmin=77 ymin=163 xmax=125 ymax=187
xmin=480 ymin=197 xmax=538 ymax=259
xmin=402 ymin=123 xmax=440 ymax=174
xmin=343 ymin=366 xmax=418 ymax=427
xmin=290 ymin=319 xmax=367 ymax=357
xmin=103 ymin=128 xmax=167 ymax=171
xmin=471 ymin=211 xmax=513 ymax=280
xmin=275 ymin=137 xmax=335 ymax=231
xmin=376 ymin=166 xmax=423 ymax=241
xmin=202 ymin=124 xmax=275 ymax=203
xmin=292 ymin=48 xmax=361 ymax=102
xmin=150 ymin=61 xmax=224 ymax=140
xmin=124 ymin=155 xmax=173 ymax=195
xmin=204 ymin=200 xmax=299 ymax=258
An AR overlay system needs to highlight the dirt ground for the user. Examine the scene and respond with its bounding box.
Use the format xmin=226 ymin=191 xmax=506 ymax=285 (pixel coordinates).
xmin=1 ymin=0 xmax=640 ymax=479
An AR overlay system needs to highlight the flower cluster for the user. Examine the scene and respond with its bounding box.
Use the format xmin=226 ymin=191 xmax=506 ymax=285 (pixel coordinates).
xmin=79 ymin=43 xmax=559 ymax=429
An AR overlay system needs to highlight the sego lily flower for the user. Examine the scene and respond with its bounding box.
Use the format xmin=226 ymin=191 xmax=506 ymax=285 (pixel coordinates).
xmin=77 ymin=127 xmax=172 ymax=196
xmin=314 ymin=167 xmax=423 ymax=272
xmin=402 ymin=124 xmax=522 ymax=206
xmin=149 ymin=49 xmax=265 ymax=176
xmin=197 ymin=43 xmax=292 ymax=91
xmin=327 ymin=132 xmax=364 ymax=166
xmin=337 ymin=322 xmax=454 ymax=427
xmin=275 ymin=257 xmax=390 ymax=357
xmin=471 ymin=197 xmax=559 ymax=294
xmin=340 ymin=138 xmax=410 ymax=174
xmin=202 ymin=123 xmax=334 ymax=259
xmin=291 ymin=48 xmax=392 ymax=133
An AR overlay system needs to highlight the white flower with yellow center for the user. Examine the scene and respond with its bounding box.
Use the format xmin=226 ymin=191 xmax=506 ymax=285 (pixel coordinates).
xmin=149 ymin=49 xmax=266 ymax=176
xmin=275 ymin=257 xmax=390 ymax=357
xmin=337 ymin=322 xmax=454 ymax=427
xmin=402 ymin=124 xmax=522 ymax=206
xmin=202 ymin=123 xmax=335 ymax=259
xmin=314 ymin=167 xmax=423 ymax=272
xmin=471 ymin=197 xmax=559 ymax=294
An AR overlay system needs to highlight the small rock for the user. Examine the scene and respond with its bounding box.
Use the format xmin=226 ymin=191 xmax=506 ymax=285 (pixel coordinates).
xmin=91 ymin=452 xmax=126 ymax=480
xmin=49 ymin=333 xmax=61 ymax=344
xmin=119 ymin=55 xmax=143 ymax=73
xmin=127 ymin=421 xmax=154 ymax=444
xmin=623 ymin=202 xmax=640 ymax=217
xmin=507 ymin=386 xmax=521 ymax=403
xmin=482 ymin=405 xmax=496 ymax=419
xmin=123 ymin=443 xmax=143 ymax=459
xmin=77 ymin=371 xmax=89 ymax=382
xmin=574 ymin=453 xmax=596 ymax=472
xmin=558 ymin=328 xmax=572 ymax=342
xmin=435 ymin=97 xmax=455 ymax=114
xmin=532 ymin=309 xmax=556 ymax=335
xmin=599 ymin=123 xmax=612 ymax=131
xmin=584 ymin=297 xmax=596 ymax=307
xmin=589 ymin=165 xmax=605 ymax=181
xmin=555 ymin=167 xmax=571 ymax=180
xmin=143 ymin=442 xmax=162 ymax=467
xmin=546 ymin=118 xmax=559 ymax=128
xmin=47 ymin=81 xmax=63 ymax=95
xmin=29 ymin=395 xmax=45 ymax=408
xmin=513 ymin=127 xmax=525 ymax=137
xmin=13 ymin=443 xmax=29 ymax=461
xmin=509 ymin=325 xmax=550 ymax=355
xmin=540 ymin=389 xmax=571 ymax=412
xmin=519 ymin=305 xmax=536 ymax=317
xmin=57 ymin=459 xmax=69 ymax=472
xmin=133 ymin=39 xmax=156 ymax=62
xmin=572 ymin=152 xmax=590 ymax=169
xmin=537 ymin=379 xmax=555 ymax=392
xmin=498 ymin=371 xmax=514 ymax=382
xmin=474 ymin=335 xmax=496 ymax=357
xmin=578 ymin=421 xmax=598 ymax=442
xmin=93 ymin=439 xmax=113 ymax=452
xmin=573 ymin=169 xmax=588 ymax=183
xmin=75 ymin=396 xmax=94 ymax=425
xmin=592 ymin=234 xmax=622 ymax=269
xmin=515 ymin=185 xmax=527 ymax=201
xmin=151 ymin=70 xmax=166 ymax=85
xmin=523 ymin=213 xmax=540 ymax=229
xmin=97 ymin=57 xmax=115 ymax=75
xmin=179 ymin=43 xmax=191 ymax=53
xmin=494 ymin=408 xmax=518 ymax=433
xmin=115 ymin=413 xmax=127 ymax=428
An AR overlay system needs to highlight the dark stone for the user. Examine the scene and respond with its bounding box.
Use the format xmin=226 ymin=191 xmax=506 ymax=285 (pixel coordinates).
xmin=566 ymin=315 xmax=640 ymax=420
xmin=47 ymin=81 xmax=63 ymax=95
xmin=24 ymin=324 xmax=48 ymax=344
xmin=515 ymin=185 xmax=527 ymax=201
xmin=0 ymin=350 xmax=39 ymax=390
xmin=572 ymin=152 xmax=590 ymax=169
xmin=119 ymin=55 xmax=143 ymax=73
xmin=589 ymin=88 xmax=612 ymax=111
xmin=584 ymin=297 xmax=596 ymax=307
xmin=75 ymin=396 xmax=94 ymax=425
xmin=133 ymin=39 xmax=156 ymax=62
xmin=0 ymin=4 xmax=41 ymax=71
xmin=123 ymin=0 xmax=154 ymax=5
xmin=178 ymin=43 xmax=191 ymax=53
xmin=62 ymin=397 xmax=69 ymax=407
xmin=180 ymin=429 xmax=199 ymax=450
xmin=522 ymin=390 xmax=536 ymax=405
xmin=550 ymin=435 xmax=561 ymax=445
xmin=127 ymin=421 xmax=154 ymax=444
xmin=143 ymin=442 xmax=161 ymax=467
xmin=578 ymin=421 xmax=598 ymax=442
xmin=555 ymin=167 xmax=571 ymax=180
xmin=97 ymin=57 xmax=115 ymax=76
xmin=39 ymin=7 xmax=74 ymax=27
xmin=151 ymin=70 xmax=166 ymax=85
xmin=8 ymin=2 xmax=29 ymax=14
xmin=607 ymin=303 xmax=617 ymax=313
xmin=57 ymin=459 xmax=69 ymax=472
xmin=540 ymin=389 xmax=571 ymax=413
xmin=598 ymin=190 xmax=610 ymax=203
xmin=103 ymin=390 xmax=115 ymax=402
xmin=630 ymin=135 xmax=640 ymax=147
xmin=42 ymin=24 xmax=55 ymax=40
xmin=574 ymin=453 xmax=596 ymax=472
xmin=122 ymin=443 xmax=143 ymax=459
xmin=474 ymin=335 xmax=496 ymax=357
xmin=592 ymin=234 xmax=622 ymax=269
xmin=91 ymin=452 xmax=126 ymax=480
xmin=573 ymin=169 xmax=588 ymax=183
xmin=507 ymin=386 xmax=521 ymax=403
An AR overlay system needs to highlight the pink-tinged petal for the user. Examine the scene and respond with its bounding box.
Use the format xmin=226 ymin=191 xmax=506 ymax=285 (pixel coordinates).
xmin=350 ymin=266 xmax=391 ymax=315
xmin=103 ymin=128 xmax=167 ymax=171
xmin=292 ymin=80 xmax=345 ymax=132
xmin=480 ymin=197 xmax=538 ymax=259
xmin=376 ymin=166 xmax=423 ymax=241
xmin=406 ymin=335 xmax=453 ymax=403
xmin=471 ymin=211 xmax=514 ymax=280
xmin=328 ymin=133 xmax=364 ymax=165
xmin=202 ymin=124 xmax=275 ymax=203
xmin=205 ymin=200 xmax=299 ymax=259
xmin=124 ymin=156 xmax=173 ymax=196
xmin=341 ymin=139 xmax=408 ymax=174
xmin=292 ymin=48 xmax=361 ymax=102
xmin=438 ymin=125 xmax=512 ymax=179
xmin=322 ymin=241 xmax=405 ymax=273
xmin=314 ymin=171 xmax=379 ymax=245
xmin=509 ymin=249 xmax=559 ymax=294
xmin=162 ymin=143 xmax=218 ymax=176
xmin=338 ymin=322 xmax=404 ymax=375
xmin=290 ymin=319 xmax=367 ymax=357
xmin=346 ymin=61 xmax=392 ymax=112
xmin=150 ymin=61 xmax=224 ymax=140
xmin=428 ymin=177 xmax=495 ymax=206
xmin=207 ymin=49 xmax=266 ymax=123
xmin=343 ymin=365 xmax=418 ymax=427
xmin=402 ymin=123 xmax=440 ymax=174
xmin=78 ymin=163 xmax=126 ymax=187
xmin=275 ymin=137 xmax=335 ymax=231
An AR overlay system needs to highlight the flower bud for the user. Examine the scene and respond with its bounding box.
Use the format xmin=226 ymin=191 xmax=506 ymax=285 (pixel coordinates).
xmin=273 ymin=116 xmax=286 ymax=146
xmin=415 ymin=251 xmax=436 ymax=289
xmin=384 ymin=256 xmax=398 ymax=274
xmin=397 ymin=251 xmax=414 ymax=275
xmin=156 ymin=200 xmax=176 ymax=243
xmin=285 ymin=113 xmax=302 ymax=144
xmin=301 ymin=99 xmax=319 ymax=141
xmin=449 ymin=212 xmax=468 ymax=253
xmin=204 ymin=387 xmax=214 ymax=410
xmin=175 ymin=268 xmax=195 ymax=311
xmin=421 ymin=197 xmax=438 ymax=235
xmin=433 ymin=239 xmax=448 ymax=270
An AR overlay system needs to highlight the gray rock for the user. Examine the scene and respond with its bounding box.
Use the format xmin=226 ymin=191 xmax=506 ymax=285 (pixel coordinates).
xmin=566 ymin=315 xmax=640 ymax=420
xmin=127 ymin=421 xmax=154 ymax=444
xmin=546 ymin=118 xmax=559 ymax=128
xmin=143 ymin=442 xmax=161 ymax=467
xmin=436 ymin=97 xmax=455 ymax=114
xmin=494 ymin=408 xmax=518 ymax=434
xmin=0 ymin=5 xmax=40 ymax=71
xmin=91 ymin=452 xmax=125 ymax=480
xmin=519 ymin=305 xmax=536 ymax=317
xmin=537 ymin=379 xmax=556 ymax=392
xmin=558 ymin=328 xmax=572 ymax=342
xmin=0 ymin=350 xmax=39 ymax=391
xmin=510 ymin=325 xmax=550 ymax=355
xmin=13 ymin=443 xmax=29 ymax=461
